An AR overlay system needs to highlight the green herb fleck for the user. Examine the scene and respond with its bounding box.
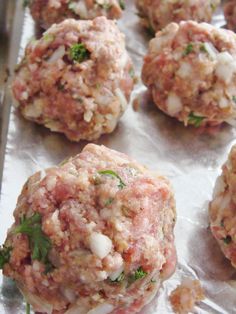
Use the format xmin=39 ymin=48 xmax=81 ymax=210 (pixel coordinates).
xmin=183 ymin=43 xmax=194 ymax=56
xmin=13 ymin=213 xmax=53 ymax=270
xmin=0 ymin=245 xmax=12 ymax=269
xmin=223 ymin=235 xmax=232 ymax=245
xmin=129 ymin=266 xmax=147 ymax=284
xmin=134 ymin=266 xmax=147 ymax=280
xmin=26 ymin=302 xmax=30 ymax=314
xmin=98 ymin=170 xmax=126 ymax=189
xmin=110 ymin=272 xmax=125 ymax=283
xmin=232 ymin=96 xmax=236 ymax=104
xmin=146 ymin=24 xmax=155 ymax=37
xmin=129 ymin=67 xmax=135 ymax=79
xmin=151 ymin=278 xmax=156 ymax=283
xmin=69 ymin=43 xmax=90 ymax=63
xmin=96 ymin=1 xmax=111 ymax=10
xmin=188 ymin=112 xmax=205 ymax=127
xmin=43 ymin=33 xmax=55 ymax=43
xmin=119 ymin=0 xmax=125 ymax=10
xmin=23 ymin=0 xmax=30 ymax=8
xmin=210 ymin=3 xmax=216 ymax=11
xmin=105 ymin=198 xmax=114 ymax=206
xmin=200 ymin=43 xmax=207 ymax=53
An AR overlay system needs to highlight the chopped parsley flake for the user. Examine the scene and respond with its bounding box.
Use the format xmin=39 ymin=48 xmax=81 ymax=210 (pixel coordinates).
xmin=200 ymin=43 xmax=207 ymax=53
xmin=69 ymin=43 xmax=90 ymax=63
xmin=232 ymin=96 xmax=236 ymax=104
xmin=43 ymin=33 xmax=55 ymax=43
xmin=23 ymin=0 xmax=30 ymax=8
xmin=96 ymin=1 xmax=111 ymax=10
xmin=13 ymin=213 xmax=53 ymax=271
xmin=210 ymin=3 xmax=216 ymax=11
xmin=26 ymin=302 xmax=30 ymax=314
xmin=223 ymin=235 xmax=232 ymax=245
xmin=119 ymin=0 xmax=125 ymax=10
xmin=134 ymin=266 xmax=147 ymax=280
xmin=105 ymin=198 xmax=114 ymax=206
xmin=98 ymin=170 xmax=126 ymax=189
xmin=183 ymin=43 xmax=194 ymax=56
xmin=188 ymin=112 xmax=205 ymax=127
xmin=128 ymin=267 xmax=147 ymax=285
xmin=129 ymin=67 xmax=135 ymax=79
xmin=0 ymin=245 xmax=12 ymax=269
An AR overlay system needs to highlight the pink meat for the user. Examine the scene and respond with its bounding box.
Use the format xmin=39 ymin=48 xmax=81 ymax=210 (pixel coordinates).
xmin=2 ymin=144 xmax=176 ymax=314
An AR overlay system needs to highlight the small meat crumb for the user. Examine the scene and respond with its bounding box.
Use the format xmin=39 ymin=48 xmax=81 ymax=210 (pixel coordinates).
xmin=169 ymin=279 xmax=205 ymax=314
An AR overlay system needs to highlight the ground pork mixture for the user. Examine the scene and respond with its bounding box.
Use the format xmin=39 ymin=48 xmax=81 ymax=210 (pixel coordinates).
xmin=209 ymin=145 xmax=236 ymax=268
xmin=27 ymin=0 xmax=125 ymax=29
xmin=0 ymin=144 xmax=176 ymax=314
xmin=135 ymin=0 xmax=219 ymax=33
xmin=169 ymin=279 xmax=205 ymax=314
xmin=12 ymin=17 xmax=134 ymax=142
xmin=142 ymin=21 xmax=236 ymax=127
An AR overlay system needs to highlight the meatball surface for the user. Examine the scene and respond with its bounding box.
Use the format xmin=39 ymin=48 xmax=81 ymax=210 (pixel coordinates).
xmin=1 ymin=144 xmax=176 ymax=314
xmin=135 ymin=0 xmax=219 ymax=33
xmin=12 ymin=17 xmax=134 ymax=142
xmin=142 ymin=21 xmax=236 ymax=127
xmin=209 ymin=145 xmax=236 ymax=268
xmin=224 ymin=0 xmax=236 ymax=32
xmin=28 ymin=0 xmax=124 ymax=29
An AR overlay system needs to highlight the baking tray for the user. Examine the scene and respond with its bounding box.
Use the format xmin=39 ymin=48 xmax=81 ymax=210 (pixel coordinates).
xmin=0 ymin=1 xmax=236 ymax=313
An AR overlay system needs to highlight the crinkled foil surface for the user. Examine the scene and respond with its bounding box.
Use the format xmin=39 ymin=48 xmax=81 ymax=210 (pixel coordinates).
xmin=0 ymin=1 xmax=236 ymax=313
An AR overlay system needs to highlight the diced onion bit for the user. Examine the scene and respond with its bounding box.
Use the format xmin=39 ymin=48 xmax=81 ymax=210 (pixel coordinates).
xmin=47 ymin=46 xmax=65 ymax=64
xmin=89 ymin=232 xmax=112 ymax=259
xmin=115 ymin=88 xmax=128 ymax=112
xmin=167 ymin=93 xmax=183 ymax=116
xmin=202 ymin=42 xmax=218 ymax=59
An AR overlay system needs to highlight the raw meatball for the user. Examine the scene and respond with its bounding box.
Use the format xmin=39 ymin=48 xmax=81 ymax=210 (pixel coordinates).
xmin=12 ymin=17 xmax=134 ymax=142
xmin=169 ymin=279 xmax=205 ymax=314
xmin=142 ymin=21 xmax=236 ymax=127
xmin=0 ymin=144 xmax=177 ymax=314
xmin=135 ymin=0 xmax=219 ymax=33
xmin=209 ymin=145 xmax=236 ymax=268
xmin=27 ymin=0 xmax=125 ymax=29
xmin=224 ymin=0 xmax=236 ymax=32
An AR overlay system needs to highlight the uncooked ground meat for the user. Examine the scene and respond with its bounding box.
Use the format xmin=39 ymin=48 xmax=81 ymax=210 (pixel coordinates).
xmin=209 ymin=145 xmax=236 ymax=268
xmin=12 ymin=17 xmax=134 ymax=142
xmin=135 ymin=0 xmax=219 ymax=33
xmin=2 ymin=144 xmax=177 ymax=314
xmin=224 ymin=0 xmax=236 ymax=32
xmin=169 ymin=279 xmax=205 ymax=314
xmin=28 ymin=0 xmax=124 ymax=29
xmin=142 ymin=21 xmax=236 ymax=127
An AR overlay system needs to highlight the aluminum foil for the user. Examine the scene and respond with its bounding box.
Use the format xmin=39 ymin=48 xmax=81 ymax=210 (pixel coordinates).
xmin=0 ymin=1 xmax=236 ymax=313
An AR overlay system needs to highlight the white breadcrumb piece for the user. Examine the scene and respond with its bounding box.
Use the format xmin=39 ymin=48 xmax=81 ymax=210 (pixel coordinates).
xmin=12 ymin=17 xmax=134 ymax=142
xmin=29 ymin=0 xmax=124 ymax=29
xmin=142 ymin=21 xmax=236 ymax=127
xmin=169 ymin=279 xmax=205 ymax=314
xmin=209 ymin=145 xmax=236 ymax=268
xmin=135 ymin=0 xmax=220 ymax=33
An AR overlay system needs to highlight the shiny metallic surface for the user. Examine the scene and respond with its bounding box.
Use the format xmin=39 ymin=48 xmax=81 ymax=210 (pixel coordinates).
xmin=0 ymin=1 xmax=236 ymax=313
